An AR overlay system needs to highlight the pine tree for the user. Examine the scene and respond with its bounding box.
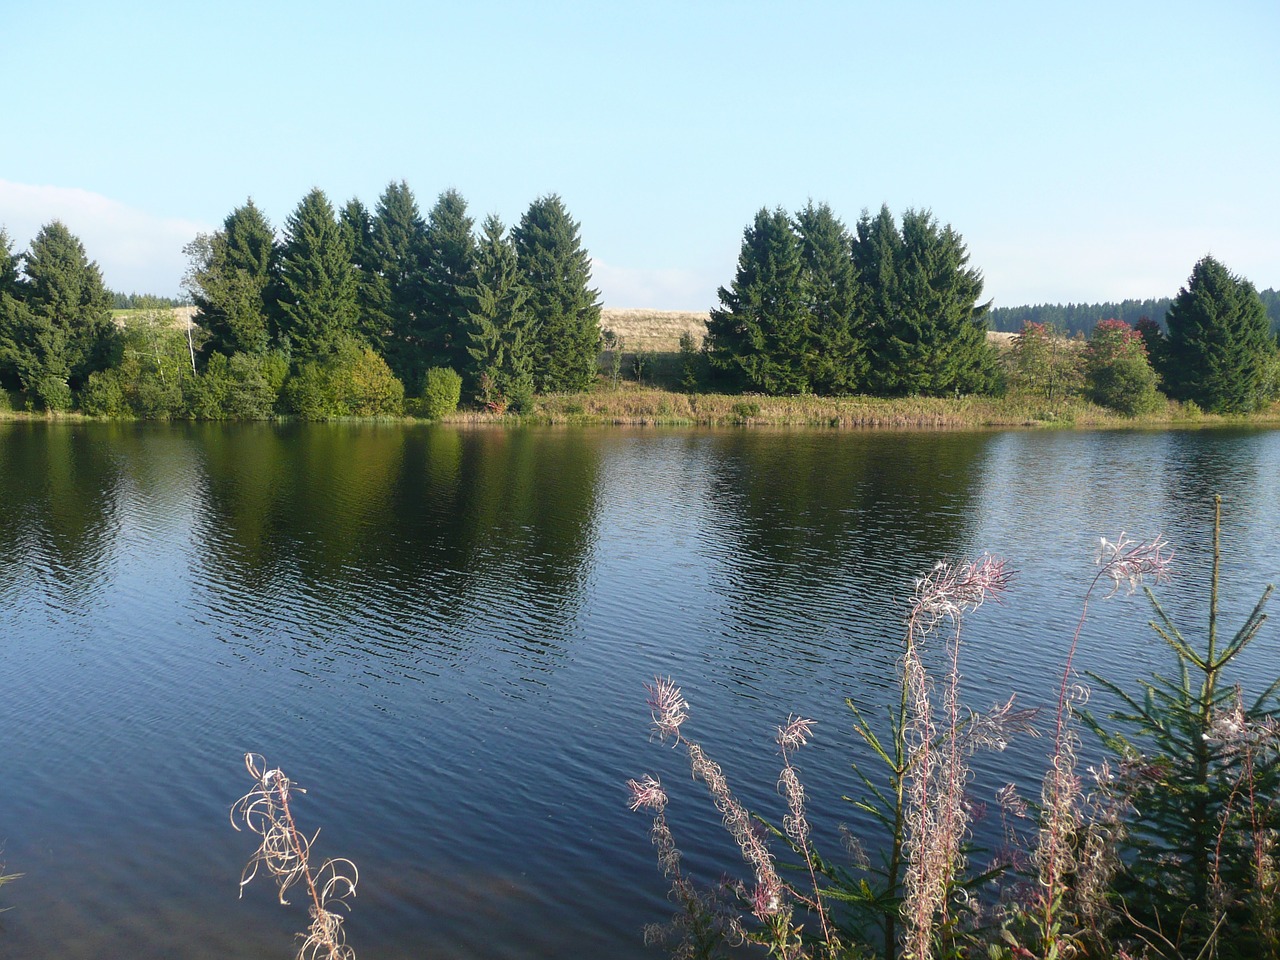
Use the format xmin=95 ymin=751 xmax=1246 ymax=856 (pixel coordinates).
xmin=370 ymin=181 xmax=428 ymax=388
xmin=8 ymin=221 xmax=118 ymax=407
xmin=794 ymin=201 xmax=866 ymax=394
xmin=461 ymin=215 xmax=536 ymax=409
xmin=706 ymin=207 xmax=813 ymax=394
xmin=512 ymin=195 xmax=601 ymax=393
xmin=854 ymin=206 xmax=997 ymax=396
xmin=421 ymin=188 xmax=476 ymax=376
xmin=1163 ymin=256 xmax=1276 ymax=413
xmin=185 ymin=199 xmax=278 ymax=359
xmin=277 ymin=188 xmax=360 ymax=362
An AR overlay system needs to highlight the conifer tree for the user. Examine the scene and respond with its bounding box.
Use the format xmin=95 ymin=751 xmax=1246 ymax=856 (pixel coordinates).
xmin=277 ymin=188 xmax=360 ymax=362
xmin=512 ymin=194 xmax=601 ymax=393
xmin=1163 ymin=256 xmax=1276 ymax=413
xmin=705 ymin=207 xmax=813 ymax=394
xmin=370 ymin=181 xmax=428 ymax=387
xmin=794 ymin=201 xmax=866 ymax=394
xmin=854 ymin=206 xmax=997 ymax=396
xmin=185 ymin=199 xmax=278 ymax=359
xmin=341 ymin=197 xmax=387 ymax=350
xmin=461 ymin=214 xmax=536 ymax=409
xmin=421 ymin=189 xmax=476 ymax=376
xmin=0 ymin=228 xmax=18 ymax=298
xmin=6 ymin=221 xmax=118 ymax=407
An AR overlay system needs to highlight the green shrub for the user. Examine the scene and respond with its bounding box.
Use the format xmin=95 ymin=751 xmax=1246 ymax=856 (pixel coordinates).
xmin=1084 ymin=319 xmax=1163 ymax=416
xmin=280 ymin=341 xmax=404 ymax=419
xmin=731 ymin=400 xmax=760 ymax=422
xmin=421 ymin=366 xmax=462 ymax=420
xmin=34 ymin=375 xmax=73 ymax=412
xmin=79 ymin=369 xmax=130 ymax=417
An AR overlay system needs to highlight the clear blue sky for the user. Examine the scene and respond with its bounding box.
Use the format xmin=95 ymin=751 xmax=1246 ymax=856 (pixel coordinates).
xmin=3 ymin=0 xmax=1277 ymax=310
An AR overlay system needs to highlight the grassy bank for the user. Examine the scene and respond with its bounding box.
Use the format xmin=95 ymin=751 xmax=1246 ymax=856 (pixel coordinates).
xmin=449 ymin=381 xmax=1280 ymax=429
xmin=5 ymin=380 xmax=1280 ymax=429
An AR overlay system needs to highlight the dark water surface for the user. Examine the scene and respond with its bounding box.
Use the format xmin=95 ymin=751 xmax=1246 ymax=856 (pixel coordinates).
xmin=1 ymin=422 xmax=1278 ymax=958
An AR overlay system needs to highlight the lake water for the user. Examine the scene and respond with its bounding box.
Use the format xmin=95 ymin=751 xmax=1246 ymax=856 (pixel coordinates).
xmin=1 ymin=422 xmax=1278 ymax=958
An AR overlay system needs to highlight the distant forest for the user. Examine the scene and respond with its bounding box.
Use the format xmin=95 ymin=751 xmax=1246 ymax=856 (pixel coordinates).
xmin=110 ymin=290 xmax=186 ymax=309
xmin=989 ymin=288 xmax=1280 ymax=336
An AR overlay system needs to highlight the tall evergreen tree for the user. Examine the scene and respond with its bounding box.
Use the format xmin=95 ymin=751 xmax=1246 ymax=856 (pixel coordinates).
xmin=794 ymin=201 xmax=866 ymax=394
xmin=854 ymin=206 xmax=996 ymax=396
xmin=461 ymin=214 xmax=536 ymax=407
xmin=0 ymin=227 xmax=18 ymax=298
xmin=1163 ymin=256 xmax=1276 ymax=413
xmin=184 ymin=199 xmax=278 ymax=359
xmin=340 ymin=197 xmax=387 ymax=350
xmin=370 ymin=181 xmax=428 ymax=387
xmin=6 ymin=221 xmax=118 ymax=407
xmin=512 ymin=194 xmax=601 ymax=393
xmin=277 ymin=188 xmax=360 ymax=362
xmin=706 ymin=207 xmax=813 ymax=394
xmin=421 ymin=188 xmax=476 ymax=376
xmin=0 ymin=228 xmax=25 ymax=390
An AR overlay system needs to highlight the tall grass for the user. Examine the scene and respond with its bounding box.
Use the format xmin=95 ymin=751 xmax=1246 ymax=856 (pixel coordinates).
xmin=627 ymin=501 xmax=1277 ymax=959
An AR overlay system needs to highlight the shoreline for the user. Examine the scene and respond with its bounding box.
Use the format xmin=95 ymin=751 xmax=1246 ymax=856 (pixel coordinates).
xmin=4 ymin=383 xmax=1279 ymax=431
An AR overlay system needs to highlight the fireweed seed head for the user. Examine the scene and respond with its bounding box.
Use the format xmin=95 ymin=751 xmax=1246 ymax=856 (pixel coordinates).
xmin=627 ymin=774 xmax=668 ymax=813
xmin=911 ymin=555 xmax=1013 ymax=632
xmin=1095 ymin=532 xmax=1173 ymax=596
xmin=645 ymin=676 xmax=689 ymax=742
xmin=776 ymin=715 xmax=816 ymax=752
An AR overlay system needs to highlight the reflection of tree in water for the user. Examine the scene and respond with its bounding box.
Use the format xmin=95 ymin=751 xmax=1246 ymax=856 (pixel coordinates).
xmin=700 ymin=430 xmax=994 ymax=682
xmin=192 ymin=424 xmax=601 ymax=676
xmin=0 ymin=423 xmax=123 ymax=602
xmin=706 ymin=430 xmax=992 ymax=571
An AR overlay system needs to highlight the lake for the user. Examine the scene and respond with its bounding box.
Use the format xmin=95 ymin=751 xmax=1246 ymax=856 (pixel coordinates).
xmin=1 ymin=422 xmax=1278 ymax=958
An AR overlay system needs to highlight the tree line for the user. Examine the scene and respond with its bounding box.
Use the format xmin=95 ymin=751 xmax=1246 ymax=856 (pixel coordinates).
xmin=3 ymin=193 xmax=1277 ymax=419
xmin=705 ymin=203 xmax=1000 ymax=397
xmin=989 ymin=288 xmax=1280 ymax=337
xmin=0 ymin=183 xmax=602 ymax=417
xmin=1007 ymin=255 xmax=1279 ymax=415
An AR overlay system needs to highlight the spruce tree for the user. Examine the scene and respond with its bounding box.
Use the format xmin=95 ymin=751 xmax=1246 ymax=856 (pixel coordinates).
xmin=0 ymin=227 xmax=18 ymax=298
xmin=461 ymin=214 xmax=536 ymax=409
xmin=341 ymin=197 xmax=388 ymax=350
xmin=277 ymin=188 xmax=360 ymax=362
xmin=706 ymin=207 xmax=813 ymax=394
xmin=370 ymin=181 xmax=428 ymax=387
xmin=794 ymin=201 xmax=866 ymax=394
xmin=10 ymin=221 xmax=118 ymax=407
xmin=1164 ymin=256 xmax=1276 ymax=413
xmin=512 ymin=195 xmax=601 ymax=393
xmin=421 ymin=188 xmax=476 ymax=376
xmin=854 ymin=206 xmax=996 ymax=396
xmin=185 ymin=199 xmax=278 ymax=359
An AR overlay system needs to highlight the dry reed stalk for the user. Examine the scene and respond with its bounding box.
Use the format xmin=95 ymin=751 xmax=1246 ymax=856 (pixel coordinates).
xmin=232 ymin=753 xmax=358 ymax=960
